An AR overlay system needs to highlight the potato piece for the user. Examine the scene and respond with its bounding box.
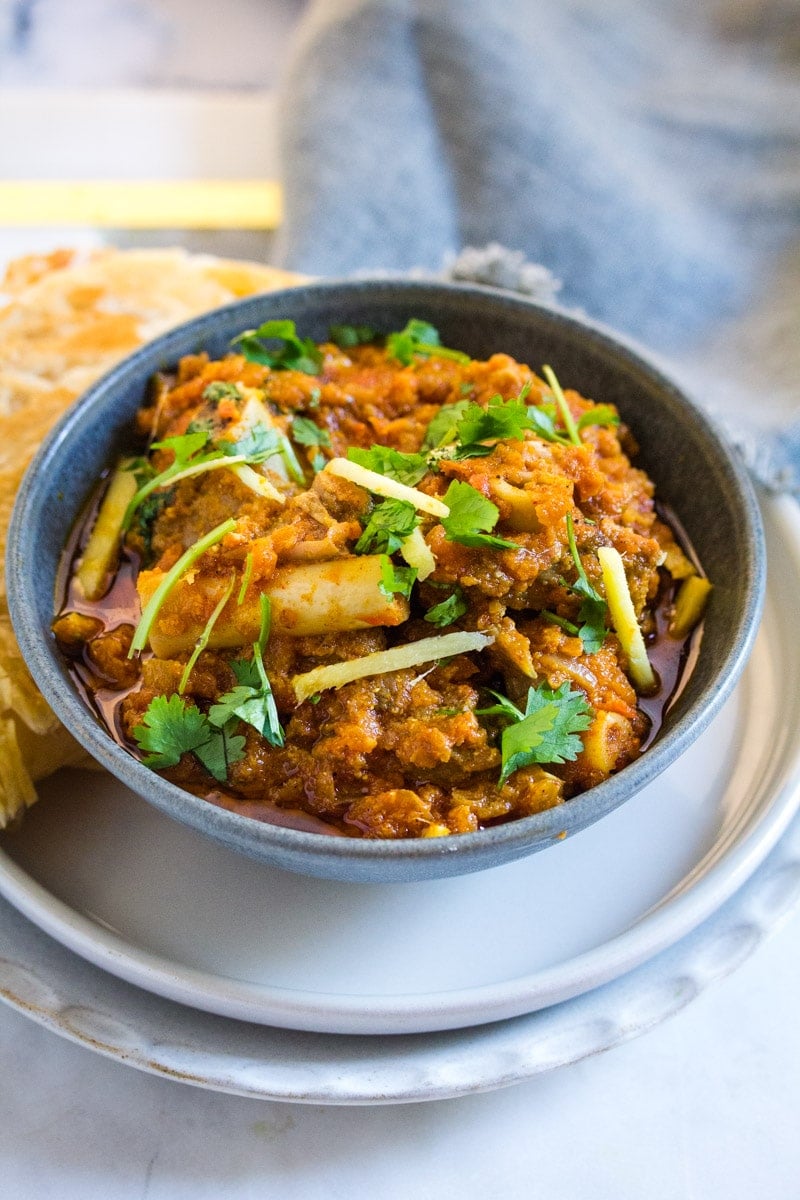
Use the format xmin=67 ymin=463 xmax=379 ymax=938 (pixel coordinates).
xmin=492 ymin=479 xmax=541 ymax=533
xmin=137 ymin=555 xmax=409 ymax=657
xmin=579 ymin=710 xmax=634 ymax=777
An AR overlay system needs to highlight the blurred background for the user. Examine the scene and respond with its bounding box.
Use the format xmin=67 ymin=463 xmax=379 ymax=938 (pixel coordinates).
xmin=0 ymin=0 xmax=306 ymax=263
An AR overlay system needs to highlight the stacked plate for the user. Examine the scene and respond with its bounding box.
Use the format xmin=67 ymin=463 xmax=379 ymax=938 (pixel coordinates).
xmin=1 ymin=494 xmax=800 ymax=1104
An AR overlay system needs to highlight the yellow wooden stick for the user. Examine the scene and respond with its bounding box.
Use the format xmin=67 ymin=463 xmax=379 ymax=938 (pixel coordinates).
xmin=0 ymin=180 xmax=282 ymax=229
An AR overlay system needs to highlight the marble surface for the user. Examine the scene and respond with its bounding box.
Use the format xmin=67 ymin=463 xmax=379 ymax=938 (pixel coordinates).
xmin=1 ymin=905 xmax=799 ymax=1197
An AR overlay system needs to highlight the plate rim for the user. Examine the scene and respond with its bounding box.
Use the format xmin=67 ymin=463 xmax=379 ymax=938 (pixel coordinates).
xmin=0 ymin=492 xmax=797 ymax=1036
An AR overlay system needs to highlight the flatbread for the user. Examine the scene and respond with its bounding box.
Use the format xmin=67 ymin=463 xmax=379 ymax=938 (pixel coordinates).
xmin=0 ymin=246 xmax=303 ymax=826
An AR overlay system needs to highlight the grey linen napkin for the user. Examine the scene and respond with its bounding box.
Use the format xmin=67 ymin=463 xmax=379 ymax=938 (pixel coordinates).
xmin=275 ymin=0 xmax=800 ymax=492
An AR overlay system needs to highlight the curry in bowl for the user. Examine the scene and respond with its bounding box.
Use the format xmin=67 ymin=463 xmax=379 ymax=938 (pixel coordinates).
xmin=53 ymin=316 xmax=710 ymax=839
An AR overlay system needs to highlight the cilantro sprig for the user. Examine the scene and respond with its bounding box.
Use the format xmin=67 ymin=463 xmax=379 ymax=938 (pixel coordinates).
xmin=129 ymin=518 xmax=237 ymax=658
xmin=423 ymin=586 xmax=468 ymax=627
xmin=132 ymin=693 xmax=246 ymax=784
xmin=328 ymin=323 xmax=376 ymax=349
xmin=440 ymin=481 xmax=517 ymax=551
xmin=378 ymin=556 xmax=418 ymax=600
xmin=347 ymin=445 xmax=429 ymax=486
xmin=231 ymin=319 xmax=323 ymax=374
xmin=291 ymin=416 xmax=331 ymax=473
xmin=209 ymin=595 xmax=284 ymax=747
xmin=478 ymin=681 xmax=593 ymax=786
xmin=387 ymin=319 xmax=470 ymax=367
xmin=355 ymin=498 xmax=420 ymax=555
xmin=563 ymin=513 xmax=608 ymax=653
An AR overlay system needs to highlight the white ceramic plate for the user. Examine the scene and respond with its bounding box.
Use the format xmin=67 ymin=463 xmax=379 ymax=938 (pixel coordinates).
xmin=1 ymin=495 xmax=798 ymax=1039
xmin=0 ymin=487 xmax=796 ymax=1099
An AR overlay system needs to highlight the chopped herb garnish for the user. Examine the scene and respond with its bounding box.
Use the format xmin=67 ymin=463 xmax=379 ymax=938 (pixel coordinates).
xmin=387 ymin=319 xmax=470 ymax=367
xmin=422 ymin=399 xmax=472 ymax=450
xmin=423 ymin=586 xmax=468 ymax=627
xmin=378 ymin=555 xmax=418 ymax=600
xmin=178 ymin=575 xmax=236 ymax=695
xmin=231 ymin=319 xmax=323 ymax=374
xmin=577 ymin=405 xmax=619 ymax=432
xmin=129 ymin=518 xmax=237 ymax=658
xmin=132 ymin=693 xmax=245 ymax=784
xmin=202 ymin=381 xmax=240 ymax=405
xmin=440 ymin=480 xmax=517 ymax=550
xmin=219 ymin=422 xmax=305 ymax=485
xmin=455 ymin=386 xmax=534 ymax=449
xmin=542 ymin=365 xmax=580 ymax=446
xmin=133 ymin=488 xmax=174 ymax=564
xmin=123 ymin=431 xmax=257 ymax=530
xmin=291 ymin=416 xmax=332 ymax=449
xmin=209 ymin=596 xmax=284 ymax=747
xmin=347 ymin=445 xmax=429 ymax=486
xmin=564 ymin=513 xmax=608 ymax=653
xmin=328 ymin=323 xmax=376 ymax=348
xmin=355 ymin=498 xmax=420 ymax=555
xmin=478 ymin=681 xmax=593 ymax=786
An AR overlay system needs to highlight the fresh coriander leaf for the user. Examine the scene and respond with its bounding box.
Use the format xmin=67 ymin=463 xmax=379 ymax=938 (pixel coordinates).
xmin=218 ymin=422 xmax=283 ymax=462
xmin=481 ymin=682 xmax=593 ymax=786
xmin=210 ymin=597 xmax=284 ymax=747
xmin=422 ymin=399 xmax=472 ymax=449
xmin=123 ymin=432 xmax=227 ymax=529
xmin=328 ymin=323 xmax=375 ymax=348
xmin=440 ymin=480 xmax=517 ymax=550
xmin=577 ymin=405 xmax=619 ymax=432
xmin=565 ymin=513 xmax=608 ymax=653
xmin=386 ymin=319 xmax=470 ymax=366
xmin=476 ymin=690 xmax=525 ymax=722
xmin=307 ymin=387 xmax=321 ymax=409
xmin=151 ymin=430 xmax=212 ymax=467
xmin=291 ymin=416 xmax=331 ymax=449
xmin=230 ymin=657 xmax=261 ymax=689
xmin=378 ymin=555 xmax=418 ymax=600
xmin=133 ymin=488 xmax=174 ymax=564
xmin=202 ymin=381 xmax=240 ymax=405
xmin=310 ymin=451 xmax=326 ymax=473
xmin=355 ymin=498 xmax=419 ymax=555
xmin=194 ymin=720 xmax=247 ymax=783
xmin=132 ymin=694 xmax=212 ymax=770
xmin=132 ymin=694 xmax=245 ymax=784
xmin=423 ymin=587 xmax=468 ymax=627
xmin=455 ymin=388 xmax=534 ymax=447
xmin=347 ymin=445 xmax=429 ymax=486
xmin=219 ymin=422 xmax=305 ymax=483
xmin=231 ymin=319 xmax=323 ymax=374
xmin=525 ymin=401 xmax=571 ymax=445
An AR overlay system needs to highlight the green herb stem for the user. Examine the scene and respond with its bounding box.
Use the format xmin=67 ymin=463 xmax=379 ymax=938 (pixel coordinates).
xmin=178 ymin=575 xmax=236 ymax=695
xmin=542 ymin=365 xmax=581 ymax=447
xmin=128 ymin=517 xmax=237 ymax=658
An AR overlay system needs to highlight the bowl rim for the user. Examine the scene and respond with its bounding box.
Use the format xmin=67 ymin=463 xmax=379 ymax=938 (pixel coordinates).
xmin=6 ymin=277 xmax=767 ymax=869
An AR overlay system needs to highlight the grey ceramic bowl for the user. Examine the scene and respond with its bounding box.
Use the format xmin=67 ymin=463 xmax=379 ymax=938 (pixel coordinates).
xmin=7 ymin=279 xmax=766 ymax=882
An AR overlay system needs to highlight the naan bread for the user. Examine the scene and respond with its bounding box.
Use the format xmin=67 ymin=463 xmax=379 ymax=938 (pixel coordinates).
xmin=0 ymin=247 xmax=303 ymax=826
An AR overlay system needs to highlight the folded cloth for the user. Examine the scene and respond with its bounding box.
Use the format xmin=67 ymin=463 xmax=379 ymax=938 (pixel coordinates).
xmin=275 ymin=0 xmax=800 ymax=486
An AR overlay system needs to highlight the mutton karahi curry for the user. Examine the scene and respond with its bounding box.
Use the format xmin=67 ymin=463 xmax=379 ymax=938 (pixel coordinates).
xmin=53 ymin=317 xmax=711 ymax=839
